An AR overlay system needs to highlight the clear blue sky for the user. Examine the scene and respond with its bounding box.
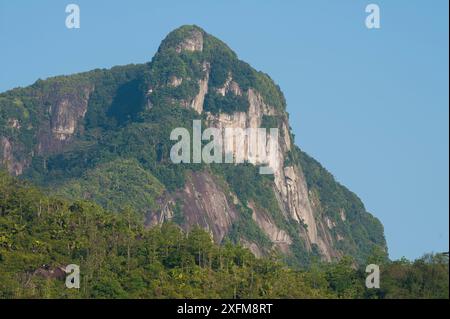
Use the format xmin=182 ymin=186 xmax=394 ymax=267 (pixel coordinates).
xmin=0 ymin=0 xmax=448 ymax=260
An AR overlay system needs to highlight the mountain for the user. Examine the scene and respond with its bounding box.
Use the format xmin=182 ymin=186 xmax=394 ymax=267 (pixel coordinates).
xmin=0 ymin=25 xmax=386 ymax=266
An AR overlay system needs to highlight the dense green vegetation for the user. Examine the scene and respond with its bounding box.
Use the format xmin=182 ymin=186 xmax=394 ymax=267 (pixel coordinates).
xmin=0 ymin=171 xmax=448 ymax=299
xmin=24 ymin=100 xmax=197 ymax=192
xmin=56 ymin=158 xmax=164 ymax=215
xmin=151 ymin=25 xmax=287 ymax=112
xmin=203 ymin=91 xmax=249 ymax=114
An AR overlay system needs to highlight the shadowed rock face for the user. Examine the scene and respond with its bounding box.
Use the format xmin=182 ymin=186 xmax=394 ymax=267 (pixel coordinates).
xmin=38 ymin=83 xmax=93 ymax=154
xmin=177 ymin=171 xmax=238 ymax=242
xmin=0 ymin=82 xmax=93 ymax=176
xmin=0 ymin=136 xmax=27 ymax=176
xmin=33 ymin=265 xmax=67 ymax=280
xmin=148 ymin=171 xmax=238 ymax=243
xmin=249 ymin=202 xmax=292 ymax=253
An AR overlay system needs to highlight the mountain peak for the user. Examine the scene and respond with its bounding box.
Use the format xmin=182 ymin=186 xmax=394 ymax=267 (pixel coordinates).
xmin=158 ymin=25 xmax=206 ymax=54
xmin=150 ymin=25 xmax=288 ymax=114
xmin=157 ymin=25 xmax=236 ymax=59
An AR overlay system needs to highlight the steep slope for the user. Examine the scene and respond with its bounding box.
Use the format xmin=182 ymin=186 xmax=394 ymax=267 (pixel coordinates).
xmin=0 ymin=25 xmax=387 ymax=266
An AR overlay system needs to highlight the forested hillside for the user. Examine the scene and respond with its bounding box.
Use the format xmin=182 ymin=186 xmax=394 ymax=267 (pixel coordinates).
xmin=0 ymin=171 xmax=448 ymax=299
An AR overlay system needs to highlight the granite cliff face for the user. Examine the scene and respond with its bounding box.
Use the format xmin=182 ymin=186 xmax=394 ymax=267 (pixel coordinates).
xmin=0 ymin=81 xmax=93 ymax=175
xmin=0 ymin=136 xmax=26 ymax=176
xmin=140 ymin=26 xmax=384 ymax=262
xmin=0 ymin=25 xmax=386 ymax=265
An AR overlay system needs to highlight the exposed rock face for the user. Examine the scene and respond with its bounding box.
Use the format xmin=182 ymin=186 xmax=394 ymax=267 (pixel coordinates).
xmin=249 ymin=202 xmax=292 ymax=253
xmin=152 ymin=171 xmax=238 ymax=243
xmin=163 ymin=62 xmax=336 ymax=258
xmin=168 ymin=76 xmax=183 ymax=87
xmin=0 ymin=137 xmax=26 ymax=176
xmin=51 ymin=97 xmax=86 ymax=141
xmin=340 ymin=208 xmax=346 ymax=221
xmin=38 ymin=85 xmax=93 ymax=154
xmin=33 ymin=265 xmax=67 ymax=280
xmin=0 ymin=82 xmax=93 ymax=175
xmin=282 ymin=122 xmax=291 ymax=151
xmin=205 ymin=89 xmax=277 ymax=165
xmin=282 ymin=166 xmax=318 ymax=242
xmin=240 ymin=239 xmax=263 ymax=258
xmin=178 ymin=171 xmax=237 ymax=242
xmin=308 ymin=190 xmax=342 ymax=261
xmin=190 ymin=62 xmax=210 ymax=114
xmin=216 ymin=74 xmax=242 ymax=96
xmin=175 ymin=28 xmax=204 ymax=53
xmin=156 ymin=44 xmax=341 ymax=259
xmin=8 ymin=118 xmax=21 ymax=129
xmin=146 ymin=196 xmax=175 ymax=226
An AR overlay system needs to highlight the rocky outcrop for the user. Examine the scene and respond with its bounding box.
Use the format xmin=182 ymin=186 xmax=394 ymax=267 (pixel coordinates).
xmin=240 ymin=239 xmax=263 ymax=258
xmin=51 ymin=97 xmax=86 ymax=141
xmin=146 ymin=196 xmax=175 ymax=226
xmin=340 ymin=208 xmax=346 ymax=221
xmin=216 ymin=74 xmax=242 ymax=96
xmin=249 ymin=202 xmax=292 ymax=253
xmin=151 ymin=171 xmax=238 ymax=243
xmin=168 ymin=76 xmax=183 ymax=87
xmin=281 ymin=166 xmax=318 ymax=242
xmin=0 ymin=81 xmax=93 ymax=175
xmin=175 ymin=28 xmax=204 ymax=53
xmin=190 ymin=62 xmax=210 ymax=114
xmin=178 ymin=171 xmax=238 ymax=242
xmin=33 ymin=265 xmax=67 ymax=280
xmin=37 ymin=84 xmax=93 ymax=154
xmin=0 ymin=137 xmax=27 ymax=176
